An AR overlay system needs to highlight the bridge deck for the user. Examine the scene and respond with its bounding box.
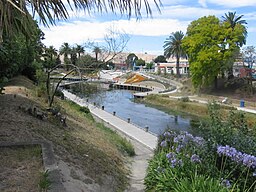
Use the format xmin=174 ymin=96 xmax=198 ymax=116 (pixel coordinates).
xmin=62 ymin=90 xmax=158 ymax=150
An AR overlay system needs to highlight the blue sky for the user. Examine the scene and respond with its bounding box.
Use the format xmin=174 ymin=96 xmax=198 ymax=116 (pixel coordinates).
xmin=40 ymin=0 xmax=256 ymax=55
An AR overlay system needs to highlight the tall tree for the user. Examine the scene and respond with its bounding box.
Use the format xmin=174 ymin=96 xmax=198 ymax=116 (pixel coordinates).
xmin=163 ymin=31 xmax=186 ymax=78
xmin=183 ymin=15 xmax=245 ymax=90
xmin=222 ymin=12 xmax=247 ymax=78
xmin=136 ymin=58 xmax=146 ymax=66
xmin=1 ymin=0 xmax=161 ymax=43
xmin=59 ymin=42 xmax=71 ymax=65
xmin=0 ymin=20 xmax=44 ymax=80
xmin=154 ymin=55 xmax=167 ymax=63
xmin=242 ymin=46 xmax=256 ymax=94
xmin=76 ymin=44 xmax=84 ymax=58
xmin=101 ymin=27 xmax=130 ymax=63
xmin=93 ymin=46 xmax=101 ymax=62
xmin=222 ymin=12 xmax=247 ymax=46
xmin=44 ymin=46 xmax=58 ymax=68
xmin=70 ymin=47 xmax=78 ymax=65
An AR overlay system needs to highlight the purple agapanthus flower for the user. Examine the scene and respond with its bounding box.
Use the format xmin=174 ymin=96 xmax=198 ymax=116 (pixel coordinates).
xmin=163 ymin=131 xmax=171 ymax=138
xmin=166 ymin=152 xmax=176 ymax=160
xmin=170 ymin=158 xmax=183 ymax=167
xmin=160 ymin=140 xmax=167 ymax=147
xmin=190 ymin=154 xmax=201 ymax=163
xmin=242 ymin=154 xmax=256 ymax=169
xmin=217 ymin=145 xmax=256 ymax=169
xmin=221 ymin=179 xmax=232 ymax=189
xmin=175 ymin=144 xmax=184 ymax=153
xmin=193 ymin=136 xmax=205 ymax=146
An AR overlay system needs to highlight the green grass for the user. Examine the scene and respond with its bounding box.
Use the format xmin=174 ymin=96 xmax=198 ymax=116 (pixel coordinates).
xmin=0 ymin=145 xmax=43 ymax=191
xmin=142 ymin=94 xmax=209 ymax=119
xmin=39 ymin=169 xmax=51 ymax=192
xmin=96 ymin=123 xmax=135 ymax=156
xmin=64 ymin=100 xmax=135 ymax=156
xmin=142 ymin=94 xmax=256 ymax=131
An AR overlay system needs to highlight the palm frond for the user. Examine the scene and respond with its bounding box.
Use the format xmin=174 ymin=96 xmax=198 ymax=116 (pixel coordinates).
xmin=0 ymin=0 xmax=162 ymax=43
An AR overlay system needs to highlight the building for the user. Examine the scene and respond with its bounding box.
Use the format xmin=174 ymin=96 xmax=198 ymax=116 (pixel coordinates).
xmin=154 ymin=60 xmax=189 ymax=75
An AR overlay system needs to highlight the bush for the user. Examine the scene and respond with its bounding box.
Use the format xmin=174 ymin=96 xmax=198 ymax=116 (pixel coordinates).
xmin=145 ymin=104 xmax=256 ymax=191
xmin=79 ymin=106 xmax=90 ymax=114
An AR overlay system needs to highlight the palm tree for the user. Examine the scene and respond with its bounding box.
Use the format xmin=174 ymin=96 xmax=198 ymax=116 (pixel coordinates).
xmin=76 ymin=44 xmax=84 ymax=58
xmin=93 ymin=46 xmax=102 ymax=62
xmin=44 ymin=45 xmax=58 ymax=68
xmin=163 ymin=31 xmax=186 ymax=78
xmin=59 ymin=42 xmax=71 ymax=64
xmin=0 ymin=1 xmax=34 ymax=43
xmin=1 ymin=0 xmax=161 ymax=43
xmin=222 ymin=12 xmax=247 ymax=46
xmin=59 ymin=43 xmax=72 ymax=70
xmin=222 ymin=12 xmax=247 ymax=78
xmin=45 ymin=46 xmax=57 ymax=62
xmin=71 ymin=47 xmax=78 ymax=65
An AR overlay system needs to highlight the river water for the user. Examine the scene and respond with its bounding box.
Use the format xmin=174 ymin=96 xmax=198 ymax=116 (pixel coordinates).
xmin=78 ymin=88 xmax=198 ymax=136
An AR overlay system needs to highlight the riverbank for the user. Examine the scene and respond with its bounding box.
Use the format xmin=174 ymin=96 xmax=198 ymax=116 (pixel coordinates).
xmin=141 ymin=94 xmax=256 ymax=130
xmin=0 ymin=76 xmax=138 ymax=191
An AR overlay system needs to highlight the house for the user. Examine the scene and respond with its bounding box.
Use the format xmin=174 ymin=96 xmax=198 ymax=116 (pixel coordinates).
xmin=154 ymin=60 xmax=189 ymax=75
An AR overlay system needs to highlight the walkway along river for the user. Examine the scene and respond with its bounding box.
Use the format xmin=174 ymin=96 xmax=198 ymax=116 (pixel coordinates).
xmin=67 ymin=86 xmax=197 ymax=136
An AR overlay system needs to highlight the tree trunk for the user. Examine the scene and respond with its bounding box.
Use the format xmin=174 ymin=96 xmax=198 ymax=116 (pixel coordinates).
xmin=214 ymin=76 xmax=218 ymax=89
xmin=49 ymin=69 xmax=75 ymax=107
xmin=95 ymin=53 xmax=98 ymax=62
xmin=176 ymin=55 xmax=180 ymax=78
xmin=46 ymin=70 xmax=51 ymax=104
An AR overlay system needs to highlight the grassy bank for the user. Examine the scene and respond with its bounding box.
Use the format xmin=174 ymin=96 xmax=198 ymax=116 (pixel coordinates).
xmin=141 ymin=94 xmax=209 ymax=118
xmin=1 ymin=76 xmax=135 ymax=191
xmin=0 ymin=145 xmax=43 ymax=191
xmin=37 ymin=97 xmax=135 ymax=191
xmin=63 ymin=100 xmax=135 ymax=156
xmin=142 ymin=94 xmax=256 ymax=130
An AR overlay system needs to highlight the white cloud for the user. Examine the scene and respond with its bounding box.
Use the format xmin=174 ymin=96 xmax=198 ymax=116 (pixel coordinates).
xmin=41 ymin=18 xmax=188 ymax=49
xmin=244 ymin=12 xmax=256 ymax=21
xmin=160 ymin=5 xmax=228 ymax=19
xmin=207 ymin=0 xmax=256 ymax=8
xmin=198 ymin=0 xmax=207 ymax=8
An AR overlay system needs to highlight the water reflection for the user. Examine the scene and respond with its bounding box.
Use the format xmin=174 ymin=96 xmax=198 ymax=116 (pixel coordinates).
xmin=83 ymin=89 xmax=197 ymax=135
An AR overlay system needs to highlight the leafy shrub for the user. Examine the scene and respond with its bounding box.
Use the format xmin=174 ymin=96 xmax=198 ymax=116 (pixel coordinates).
xmin=79 ymin=106 xmax=90 ymax=114
xmin=145 ymin=104 xmax=256 ymax=191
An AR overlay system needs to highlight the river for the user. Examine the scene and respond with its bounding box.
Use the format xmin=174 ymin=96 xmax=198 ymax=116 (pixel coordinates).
xmin=73 ymin=86 xmax=198 ymax=136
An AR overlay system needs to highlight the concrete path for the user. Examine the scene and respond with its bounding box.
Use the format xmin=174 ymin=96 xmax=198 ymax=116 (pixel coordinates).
xmin=62 ymin=90 xmax=158 ymax=150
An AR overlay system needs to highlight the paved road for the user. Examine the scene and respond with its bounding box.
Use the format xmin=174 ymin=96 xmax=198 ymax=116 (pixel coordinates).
xmin=62 ymin=90 xmax=158 ymax=150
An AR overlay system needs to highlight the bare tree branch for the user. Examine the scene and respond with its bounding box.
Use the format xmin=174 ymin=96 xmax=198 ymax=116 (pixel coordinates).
xmin=101 ymin=27 xmax=130 ymax=63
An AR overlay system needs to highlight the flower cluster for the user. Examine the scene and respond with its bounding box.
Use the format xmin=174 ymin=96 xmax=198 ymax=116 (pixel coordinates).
xmin=160 ymin=131 xmax=204 ymax=167
xmin=166 ymin=152 xmax=183 ymax=167
xmin=162 ymin=131 xmax=205 ymax=147
xmin=190 ymin=154 xmax=201 ymax=163
xmin=220 ymin=178 xmax=232 ymax=189
xmin=217 ymin=145 xmax=256 ymax=169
